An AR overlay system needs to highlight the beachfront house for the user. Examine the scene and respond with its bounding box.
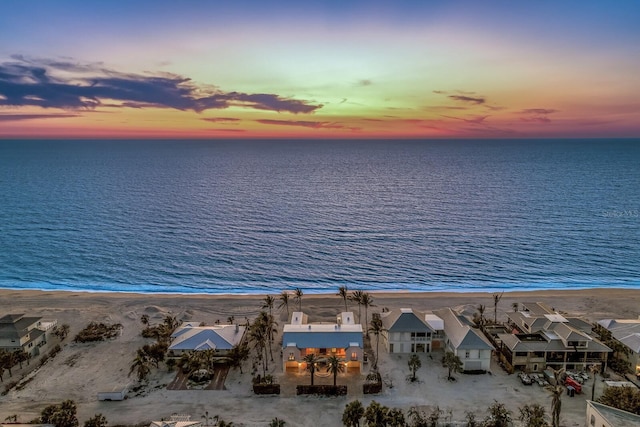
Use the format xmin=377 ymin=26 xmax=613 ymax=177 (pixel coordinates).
xmin=597 ymin=317 xmax=640 ymax=378
xmin=282 ymin=312 xmax=363 ymax=373
xmin=380 ymin=308 xmax=444 ymax=353
xmin=168 ymin=323 xmax=246 ymax=357
xmin=0 ymin=313 xmax=54 ymax=357
xmin=433 ymin=308 xmax=494 ymax=372
xmin=498 ymin=302 xmax=611 ymax=373
xmin=586 ymin=400 xmax=640 ymax=427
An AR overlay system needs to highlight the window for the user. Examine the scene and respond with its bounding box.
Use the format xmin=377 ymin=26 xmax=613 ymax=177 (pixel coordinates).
xmin=465 ymin=351 xmax=470 ymax=359
xmin=351 ymin=352 xmax=358 ymax=361
xmin=589 ymin=414 xmax=595 ymax=426
xmin=288 ymin=353 xmax=295 ymax=361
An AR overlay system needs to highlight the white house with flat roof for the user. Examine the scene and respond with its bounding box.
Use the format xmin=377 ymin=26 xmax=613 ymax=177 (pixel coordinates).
xmin=282 ymin=312 xmax=363 ymax=373
xmin=586 ymin=400 xmax=640 ymax=427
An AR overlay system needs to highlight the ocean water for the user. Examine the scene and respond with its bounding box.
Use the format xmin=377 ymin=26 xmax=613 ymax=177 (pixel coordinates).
xmin=0 ymin=139 xmax=638 ymax=295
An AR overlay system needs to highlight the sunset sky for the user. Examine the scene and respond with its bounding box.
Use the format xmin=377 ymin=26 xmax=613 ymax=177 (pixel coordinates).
xmin=1 ymin=1 xmax=639 ymax=139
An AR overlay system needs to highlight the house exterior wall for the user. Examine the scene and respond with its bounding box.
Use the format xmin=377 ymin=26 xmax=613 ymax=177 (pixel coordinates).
xmin=283 ymin=345 xmax=362 ymax=372
xmin=586 ymin=405 xmax=612 ymax=427
xmin=0 ymin=322 xmax=48 ymax=356
xmin=386 ymin=331 xmax=433 ymax=354
xmin=455 ymin=348 xmax=491 ymax=371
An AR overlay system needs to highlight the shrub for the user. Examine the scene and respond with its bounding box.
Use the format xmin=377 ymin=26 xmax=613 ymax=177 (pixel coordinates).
xmin=296 ymin=385 xmax=347 ymax=396
xmin=253 ymin=383 xmax=281 ymax=395
xmin=74 ymin=322 xmax=122 ymax=343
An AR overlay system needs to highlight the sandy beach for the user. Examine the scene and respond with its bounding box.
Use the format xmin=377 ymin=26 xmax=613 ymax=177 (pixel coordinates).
xmin=1 ymin=288 xmax=638 ymax=426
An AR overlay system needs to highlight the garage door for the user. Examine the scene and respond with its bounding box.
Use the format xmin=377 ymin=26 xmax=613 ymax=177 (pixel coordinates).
xmin=465 ymin=361 xmax=482 ymax=370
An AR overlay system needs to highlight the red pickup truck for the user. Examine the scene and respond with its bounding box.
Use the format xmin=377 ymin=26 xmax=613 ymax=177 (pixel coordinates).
xmin=565 ymin=376 xmax=582 ymax=393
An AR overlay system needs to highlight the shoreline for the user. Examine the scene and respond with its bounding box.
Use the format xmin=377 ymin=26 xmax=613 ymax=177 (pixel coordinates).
xmin=1 ymin=284 xmax=639 ymax=299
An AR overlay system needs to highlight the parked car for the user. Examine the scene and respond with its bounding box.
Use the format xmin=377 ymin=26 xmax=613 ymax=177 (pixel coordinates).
xmin=518 ymin=372 xmax=533 ymax=385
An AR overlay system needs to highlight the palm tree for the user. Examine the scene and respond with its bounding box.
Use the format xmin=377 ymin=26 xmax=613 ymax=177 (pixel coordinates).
xmin=548 ymin=384 xmax=563 ymax=427
xmin=493 ymin=292 xmax=503 ymax=324
xmin=249 ymin=317 xmax=269 ymax=377
xmin=589 ymin=363 xmax=601 ymax=401
xmin=129 ymin=350 xmax=152 ymax=382
xmin=368 ymin=317 xmax=385 ymax=370
xmin=337 ymin=286 xmax=349 ymax=312
xmin=327 ymin=355 xmax=344 ymax=386
xmin=84 ymin=413 xmax=108 ymax=427
xmin=360 ymin=293 xmax=375 ymax=335
xmin=512 ymin=302 xmax=519 ymax=312
xmin=342 ymin=400 xmax=365 ymax=427
xmin=303 ymin=353 xmax=318 ymax=386
xmin=293 ymin=288 xmax=303 ymax=311
xmin=262 ymin=295 xmax=275 ymax=318
xmin=443 ymin=351 xmax=463 ymax=380
xmin=386 ymin=408 xmax=406 ymax=427
xmin=278 ymin=291 xmax=290 ymax=320
xmin=140 ymin=314 xmax=149 ymax=326
xmin=226 ymin=343 xmax=250 ymax=374
xmin=41 ymin=399 xmax=79 ymax=427
xmin=473 ymin=304 xmax=486 ymax=329
xmin=268 ymin=418 xmax=286 ymax=427
xmin=408 ymin=354 xmax=421 ymax=382
xmin=350 ymin=290 xmax=364 ymax=324
xmin=518 ymin=403 xmax=549 ymax=427
xmin=484 ymin=401 xmax=511 ymax=427
xmin=256 ymin=311 xmax=278 ymax=361
xmin=364 ymin=401 xmax=388 ymax=427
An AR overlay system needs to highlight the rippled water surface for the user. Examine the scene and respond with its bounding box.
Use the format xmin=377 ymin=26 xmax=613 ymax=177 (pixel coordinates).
xmin=0 ymin=139 xmax=638 ymax=294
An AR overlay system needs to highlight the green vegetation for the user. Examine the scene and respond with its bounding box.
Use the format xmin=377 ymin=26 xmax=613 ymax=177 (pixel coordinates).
xmin=74 ymin=322 xmax=122 ymax=343
xmin=597 ymin=386 xmax=640 ymax=415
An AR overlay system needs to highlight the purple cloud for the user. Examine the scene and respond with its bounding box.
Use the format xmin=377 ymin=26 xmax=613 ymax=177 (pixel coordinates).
xmin=0 ymin=56 xmax=322 ymax=114
xmin=519 ymin=108 xmax=558 ymax=115
xmin=0 ymin=113 xmax=79 ymax=121
xmin=201 ymin=117 xmax=241 ymax=123
xmin=256 ymin=119 xmax=346 ymax=129
xmin=448 ymin=95 xmax=485 ymax=104
xmin=519 ymin=108 xmax=558 ymax=123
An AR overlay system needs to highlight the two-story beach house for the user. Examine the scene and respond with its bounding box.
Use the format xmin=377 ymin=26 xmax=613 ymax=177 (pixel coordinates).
xmin=498 ymin=302 xmax=611 ymax=373
xmin=380 ymin=308 xmax=444 ymax=353
xmin=282 ymin=312 xmax=363 ymax=373
xmin=0 ymin=314 xmax=50 ymax=357
xmin=597 ymin=317 xmax=640 ymax=378
xmin=434 ymin=307 xmax=495 ymax=372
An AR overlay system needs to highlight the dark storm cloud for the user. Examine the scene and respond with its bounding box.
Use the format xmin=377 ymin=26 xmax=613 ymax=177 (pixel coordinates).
xmin=448 ymin=95 xmax=485 ymax=104
xmin=0 ymin=113 xmax=79 ymax=121
xmin=519 ymin=108 xmax=558 ymax=115
xmin=0 ymin=57 xmax=322 ymax=114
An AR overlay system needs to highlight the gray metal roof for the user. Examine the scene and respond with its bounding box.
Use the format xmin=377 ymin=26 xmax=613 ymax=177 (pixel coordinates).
xmin=0 ymin=314 xmax=42 ymax=340
xmin=282 ymin=331 xmax=363 ymax=350
xmin=169 ymin=326 xmax=245 ymax=351
xmin=382 ymin=309 xmax=434 ymax=333
xmin=434 ymin=308 xmax=493 ymax=351
xmin=598 ymin=319 xmax=640 ymax=353
xmin=588 ymin=401 xmax=640 ymax=427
